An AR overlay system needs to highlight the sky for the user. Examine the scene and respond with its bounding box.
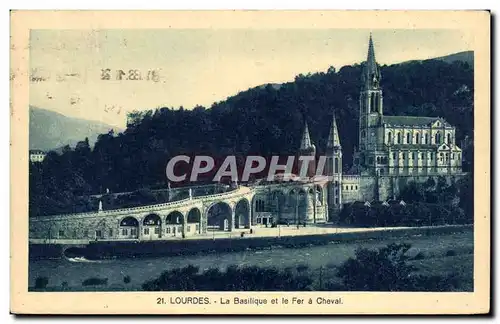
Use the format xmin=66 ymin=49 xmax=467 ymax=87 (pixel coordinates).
xmin=29 ymin=29 xmax=474 ymax=128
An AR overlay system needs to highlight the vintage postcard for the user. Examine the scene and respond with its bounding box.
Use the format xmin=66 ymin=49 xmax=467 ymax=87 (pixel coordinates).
xmin=10 ymin=10 xmax=490 ymax=315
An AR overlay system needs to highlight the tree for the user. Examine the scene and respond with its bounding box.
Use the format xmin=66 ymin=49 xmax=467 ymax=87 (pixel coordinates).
xmin=337 ymin=243 xmax=417 ymax=291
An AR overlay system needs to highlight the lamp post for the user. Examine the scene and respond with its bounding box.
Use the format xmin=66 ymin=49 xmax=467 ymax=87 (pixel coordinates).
xmin=295 ymin=190 xmax=299 ymax=229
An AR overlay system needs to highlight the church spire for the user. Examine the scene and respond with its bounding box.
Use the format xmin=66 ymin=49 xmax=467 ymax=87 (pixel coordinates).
xmin=327 ymin=112 xmax=341 ymax=149
xmin=363 ymin=33 xmax=381 ymax=90
xmin=300 ymin=121 xmax=314 ymax=150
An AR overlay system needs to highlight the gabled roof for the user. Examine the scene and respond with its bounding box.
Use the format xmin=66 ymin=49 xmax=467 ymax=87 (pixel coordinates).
xmin=382 ymin=116 xmax=450 ymax=127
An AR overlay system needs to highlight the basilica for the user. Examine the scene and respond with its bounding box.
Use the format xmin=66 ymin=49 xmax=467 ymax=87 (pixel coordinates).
xmin=298 ymin=34 xmax=464 ymax=217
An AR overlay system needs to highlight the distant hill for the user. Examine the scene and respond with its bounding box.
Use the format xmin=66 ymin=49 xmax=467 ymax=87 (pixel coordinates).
xmin=401 ymin=51 xmax=474 ymax=66
xmin=29 ymin=107 xmax=121 ymax=151
xmin=432 ymin=51 xmax=474 ymax=65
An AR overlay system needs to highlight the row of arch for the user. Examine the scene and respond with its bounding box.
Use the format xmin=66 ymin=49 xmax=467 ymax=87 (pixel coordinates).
xmin=387 ymin=131 xmax=453 ymax=146
xmin=253 ymin=185 xmax=325 ymax=212
xmin=120 ymin=208 xmax=201 ymax=227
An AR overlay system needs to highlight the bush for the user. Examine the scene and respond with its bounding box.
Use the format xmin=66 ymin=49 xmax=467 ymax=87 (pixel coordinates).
xmin=82 ymin=277 xmax=108 ymax=286
xmin=445 ymin=250 xmax=457 ymax=257
xmin=143 ymin=265 xmax=313 ymax=291
xmin=123 ymin=275 xmax=131 ymax=284
xmin=34 ymin=276 xmax=49 ymax=289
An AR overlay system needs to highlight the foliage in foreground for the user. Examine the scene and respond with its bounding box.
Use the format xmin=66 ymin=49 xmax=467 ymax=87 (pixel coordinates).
xmin=142 ymin=265 xmax=313 ymax=291
xmin=142 ymin=243 xmax=465 ymax=292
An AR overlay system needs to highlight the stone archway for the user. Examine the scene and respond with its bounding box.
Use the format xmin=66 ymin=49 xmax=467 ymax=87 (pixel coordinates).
xmin=119 ymin=216 xmax=139 ymax=239
xmin=206 ymin=202 xmax=232 ymax=232
xmin=187 ymin=208 xmax=202 ymax=235
xmin=165 ymin=211 xmax=184 ymax=237
xmin=143 ymin=213 xmax=162 ymax=240
xmin=234 ymin=198 xmax=250 ymax=229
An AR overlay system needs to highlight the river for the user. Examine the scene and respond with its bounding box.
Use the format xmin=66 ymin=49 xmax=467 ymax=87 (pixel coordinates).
xmin=29 ymin=230 xmax=473 ymax=291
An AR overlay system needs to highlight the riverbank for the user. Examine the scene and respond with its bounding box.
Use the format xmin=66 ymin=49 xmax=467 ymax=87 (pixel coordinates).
xmin=29 ymin=224 xmax=472 ymax=260
xmin=29 ymin=229 xmax=474 ymax=292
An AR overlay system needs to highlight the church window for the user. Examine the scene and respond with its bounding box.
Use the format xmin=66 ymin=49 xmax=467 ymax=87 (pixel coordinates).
xmin=447 ymin=133 xmax=452 ymax=144
xmin=412 ymin=152 xmax=416 ymax=160
xmin=392 ymin=152 xmax=396 ymax=159
xmin=416 ymin=133 xmax=420 ymax=144
xmin=387 ymin=132 xmax=392 ymax=144
xmin=452 ymin=153 xmax=455 ymax=159
xmin=425 ymin=134 xmax=429 ymax=144
xmin=397 ymin=133 xmax=401 ymax=144
xmin=334 ymin=158 xmax=339 ymax=173
xmin=402 ymin=153 xmax=406 ymax=160
xmin=421 ymin=153 xmax=424 ymax=159
xmin=256 ymin=199 xmax=265 ymax=212
xmin=430 ymin=153 xmax=434 ymax=160
xmin=335 ymin=198 xmax=339 ymax=204
xmin=406 ymin=133 xmax=411 ymax=144
xmin=458 ymin=153 xmax=461 ymax=160
xmin=435 ymin=133 xmax=441 ymax=144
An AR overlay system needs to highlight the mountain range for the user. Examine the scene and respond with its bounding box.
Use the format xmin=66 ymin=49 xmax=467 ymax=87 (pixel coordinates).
xmin=29 ymin=107 xmax=121 ymax=151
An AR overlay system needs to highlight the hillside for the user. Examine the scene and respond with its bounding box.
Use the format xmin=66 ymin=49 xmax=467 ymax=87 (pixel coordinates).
xmin=433 ymin=51 xmax=474 ymax=65
xmin=29 ymin=107 xmax=121 ymax=151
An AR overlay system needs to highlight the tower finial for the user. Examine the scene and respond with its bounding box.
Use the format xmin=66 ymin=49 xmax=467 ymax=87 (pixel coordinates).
xmin=363 ymin=33 xmax=381 ymax=89
xmin=300 ymin=121 xmax=314 ymax=150
xmin=327 ymin=111 xmax=341 ymax=149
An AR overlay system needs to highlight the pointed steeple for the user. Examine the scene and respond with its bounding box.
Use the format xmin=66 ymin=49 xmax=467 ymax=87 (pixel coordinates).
xmin=327 ymin=112 xmax=341 ymax=149
xmin=363 ymin=33 xmax=381 ymax=90
xmin=300 ymin=122 xmax=314 ymax=150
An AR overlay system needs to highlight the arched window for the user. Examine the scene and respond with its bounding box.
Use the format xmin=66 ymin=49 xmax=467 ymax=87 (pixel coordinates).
xmin=406 ymin=133 xmax=411 ymax=144
xmin=334 ymin=158 xmax=339 ymax=173
xmin=416 ymin=133 xmax=420 ymax=144
xmin=447 ymin=133 xmax=452 ymax=144
xmin=425 ymin=134 xmax=429 ymax=144
xmin=387 ymin=132 xmax=392 ymax=144
xmin=255 ymin=199 xmax=265 ymax=212
xmin=397 ymin=132 xmax=401 ymax=144
xmin=435 ymin=133 xmax=441 ymax=144
xmin=370 ymin=92 xmax=376 ymax=112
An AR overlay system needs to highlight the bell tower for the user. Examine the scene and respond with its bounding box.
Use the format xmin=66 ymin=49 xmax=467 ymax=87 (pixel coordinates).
xmin=326 ymin=112 xmax=342 ymax=221
xmin=358 ymin=33 xmax=384 ymax=174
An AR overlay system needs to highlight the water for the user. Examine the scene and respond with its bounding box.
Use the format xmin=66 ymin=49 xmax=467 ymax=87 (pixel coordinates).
xmin=29 ymin=231 xmax=473 ymax=291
